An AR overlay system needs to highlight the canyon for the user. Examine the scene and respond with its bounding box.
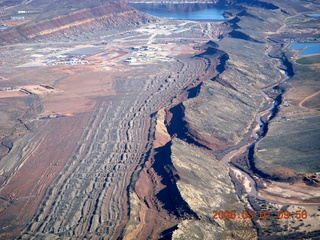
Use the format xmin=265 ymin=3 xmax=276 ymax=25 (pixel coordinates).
xmin=0 ymin=0 xmax=319 ymax=239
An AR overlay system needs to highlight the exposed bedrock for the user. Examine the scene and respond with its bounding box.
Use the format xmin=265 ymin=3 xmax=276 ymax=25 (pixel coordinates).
xmin=169 ymin=4 xmax=286 ymax=157
xmin=127 ymin=2 xmax=302 ymax=239
xmin=228 ymin=30 xmax=263 ymax=43
xmin=129 ymin=2 xmax=222 ymax=12
xmin=151 ymin=142 xmax=199 ymax=219
xmin=128 ymin=1 xmax=221 ymax=5
xmin=195 ymin=45 xmax=229 ymax=74
xmin=165 ymin=42 xmax=242 ymax=151
xmin=225 ymin=16 xmax=241 ymax=29
xmin=0 ymin=1 xmax=155 ymax=45
xmin=233 ymin=0 xmax=279 ymax=10
xmin=165 ymin=52 xmax=257 ymax=153
xmin=236 ymin=9 xmax=263 ymax=20
xmin=128 ymin=9 xmax=287 ymax=235
xmin=127 ymin=0 xmax=279 ymax=10
xmin=166 ymin=103 xmax=212 ymax=150
xmin=170 ymin=138 xmax=257 ymax=240
xmin=168 ymin=77 xmax=259 ymax=153
xmin=126 ymin=135 xmax=257 ymax=239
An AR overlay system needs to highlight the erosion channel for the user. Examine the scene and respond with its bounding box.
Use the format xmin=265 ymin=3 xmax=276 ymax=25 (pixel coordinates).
xmin=0 ymin=0 xmax=319 ymax=239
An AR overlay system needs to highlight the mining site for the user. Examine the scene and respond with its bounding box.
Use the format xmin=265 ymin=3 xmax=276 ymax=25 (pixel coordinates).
xmin=0 ymin=0 xmax=319 ymax=239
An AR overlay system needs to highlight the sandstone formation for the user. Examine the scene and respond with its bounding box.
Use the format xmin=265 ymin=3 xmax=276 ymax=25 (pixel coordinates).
xmin=0 ymin=0 xmax=319 ymax=239
xmin=0 ymin=1 xmax=155 ymax=45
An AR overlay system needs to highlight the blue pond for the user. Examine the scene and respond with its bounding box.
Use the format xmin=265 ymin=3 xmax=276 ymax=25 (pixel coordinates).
xmin=290 ymin=42 xmax=320 ymax=56
xmin=130 ymin=3 xmax=226 ymax=20
xmin=307 ymin=13 xmax=320 ymax=17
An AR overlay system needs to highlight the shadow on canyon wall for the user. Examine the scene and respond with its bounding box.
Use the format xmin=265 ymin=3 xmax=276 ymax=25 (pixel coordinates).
xmin=153 ymin=142 xmax=199 ymax=219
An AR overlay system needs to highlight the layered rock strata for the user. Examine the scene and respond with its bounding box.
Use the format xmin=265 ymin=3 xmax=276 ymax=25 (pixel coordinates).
xmin=0 ymin=1 xmax=155 ymax=45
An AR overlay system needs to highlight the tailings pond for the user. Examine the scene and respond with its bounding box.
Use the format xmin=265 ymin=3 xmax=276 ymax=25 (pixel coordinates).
xmin=307 ymin=13 xmax=320 ymax=17
xmin=290 ymin=42 xmax=320 ymax=56
xmin=129 ymin=3 xmax=226 ymax=20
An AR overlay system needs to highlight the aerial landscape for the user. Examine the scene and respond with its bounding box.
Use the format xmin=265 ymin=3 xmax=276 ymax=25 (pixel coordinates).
xmin=0 ymin=0 xmax=319 ymax=239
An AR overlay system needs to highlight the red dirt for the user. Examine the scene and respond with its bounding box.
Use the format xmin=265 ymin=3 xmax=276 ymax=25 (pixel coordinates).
xmin=0 ymin=112 xmax=91 ymax=238
xmin=0 ymin=91 xmax=26 ymax=98
xmin=127 ymin=155 xmax=179 ymax=240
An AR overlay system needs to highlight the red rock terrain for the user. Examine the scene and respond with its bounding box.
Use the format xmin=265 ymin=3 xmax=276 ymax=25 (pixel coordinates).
xmin=0 ymin=0 xmax=319 ymax=239
xmin=0 ymin=1 xmax=155 ymax=45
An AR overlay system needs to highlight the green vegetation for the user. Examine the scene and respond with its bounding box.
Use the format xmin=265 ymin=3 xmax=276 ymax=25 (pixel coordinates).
xmin=296 ymin=55 xmax=320 ymax=65
xmin=256 ymin=116 xmax=320 ymax=174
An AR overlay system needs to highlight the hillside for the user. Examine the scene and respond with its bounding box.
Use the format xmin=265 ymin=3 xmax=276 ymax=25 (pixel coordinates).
xmin=0 ymin=1 xmax=155 ymax=45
